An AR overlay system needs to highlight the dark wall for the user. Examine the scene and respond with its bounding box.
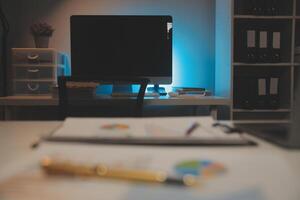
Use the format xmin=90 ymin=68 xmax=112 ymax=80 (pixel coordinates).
xmin=3 ymin=0 xmax=216 ymax=91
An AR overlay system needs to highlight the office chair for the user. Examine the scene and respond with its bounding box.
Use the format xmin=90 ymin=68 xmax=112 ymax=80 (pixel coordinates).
xmin=58 ymin=76 xmax=149 ymax=120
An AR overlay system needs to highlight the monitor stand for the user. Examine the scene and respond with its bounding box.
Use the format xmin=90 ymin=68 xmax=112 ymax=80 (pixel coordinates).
xmin=147 ymin=84 xmax=167 ymax=96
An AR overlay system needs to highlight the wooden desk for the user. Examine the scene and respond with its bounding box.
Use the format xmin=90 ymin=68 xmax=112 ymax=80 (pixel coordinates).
xmin=0 ymin=95 xmax=231 ymax=120
xmin=0 ymin=120 xmax=299 ymax=200
xmin=0 ymin=96 xmax=57 ymax=120
xmin=0 ymin=96 xmax=58 ymax=106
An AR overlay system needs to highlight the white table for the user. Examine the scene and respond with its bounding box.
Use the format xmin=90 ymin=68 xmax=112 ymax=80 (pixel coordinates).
xmin=0 ymin=120 xmax=299 ymax=200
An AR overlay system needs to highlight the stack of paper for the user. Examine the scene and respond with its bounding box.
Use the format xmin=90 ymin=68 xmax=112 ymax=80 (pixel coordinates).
xmin=46 ymin=117 xmax=254 ymax=146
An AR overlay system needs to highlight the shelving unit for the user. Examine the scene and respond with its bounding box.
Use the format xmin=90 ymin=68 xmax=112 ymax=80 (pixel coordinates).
xmin=215 ymin=0 xmax=299 ymax=123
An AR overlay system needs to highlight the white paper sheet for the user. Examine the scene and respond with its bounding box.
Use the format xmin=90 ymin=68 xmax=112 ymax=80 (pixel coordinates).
xmin=51 ymin=117 xmax=244 ymax=141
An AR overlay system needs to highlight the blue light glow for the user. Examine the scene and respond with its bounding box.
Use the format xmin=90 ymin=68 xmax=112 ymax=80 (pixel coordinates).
xmin=109 ymin=0 xmax=216 ymax=92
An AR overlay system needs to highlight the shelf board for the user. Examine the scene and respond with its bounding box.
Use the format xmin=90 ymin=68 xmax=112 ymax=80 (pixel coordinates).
xmin=294 ymin=63 xmax=300 ymax=66
xmin=233 ymin=63 xmax=293 ymax=67
xmin=233 ymin=109 xmax=291 ymax=113
xmin=232 ymin=120 xmax=291 ymax=124
xmin=0 ymin=95 xmax=58 ymax=106
xmin=234 ymin=15 xmax=294 ymax=19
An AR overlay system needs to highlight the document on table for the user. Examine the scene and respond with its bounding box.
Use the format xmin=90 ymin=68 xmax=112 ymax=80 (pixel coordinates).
xmin=46 ymin=117 xmax=255 ymax=146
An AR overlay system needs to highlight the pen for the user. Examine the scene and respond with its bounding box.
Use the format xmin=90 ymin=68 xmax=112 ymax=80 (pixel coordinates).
xmin=41 ymin=157 xmax=198 ymax=187
xmin=185 ymin=122 xmax=200 ymax=136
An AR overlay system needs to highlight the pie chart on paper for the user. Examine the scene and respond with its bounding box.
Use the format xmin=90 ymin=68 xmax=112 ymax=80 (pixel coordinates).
xmin=174 ymin=160 xmax=226 ymax=177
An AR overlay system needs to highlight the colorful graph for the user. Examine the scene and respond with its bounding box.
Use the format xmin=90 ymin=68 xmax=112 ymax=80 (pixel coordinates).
xmin=174 ymin=160 xmax=226 ymax=178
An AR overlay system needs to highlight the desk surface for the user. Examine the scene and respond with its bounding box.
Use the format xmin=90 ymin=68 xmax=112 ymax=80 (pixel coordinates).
xmin=0 ymin=95 xmax=231 ymax=106
xmin=0 ymin=120 xmax=299 ymax=200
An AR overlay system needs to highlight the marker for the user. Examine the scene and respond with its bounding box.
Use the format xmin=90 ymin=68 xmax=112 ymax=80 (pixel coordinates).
xmin=185 ymin=122 xmax=200 ymax=136
xmin=41 ymin=157 xmax=198 ymax=187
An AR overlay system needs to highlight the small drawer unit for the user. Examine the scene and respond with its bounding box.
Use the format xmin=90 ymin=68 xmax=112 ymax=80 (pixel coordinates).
xmin=12 ymin=48 xmax=65 ymax=96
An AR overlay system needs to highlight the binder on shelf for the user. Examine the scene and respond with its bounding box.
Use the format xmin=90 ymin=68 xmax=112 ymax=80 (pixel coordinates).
xmin=258 ymin=30 xmax=269 ymax=63
xmin=257 ymin=78 xmax=267 ymax=109
xmin=269 ymin=77 xmax=280 ymax=109
xmin=246 ymin=29 xmax=257 ymax=63
xmin=234 ymin=75 xmax=256 ymax=109
xmin=256 ymin=77 xmax=280 ymax=110
xmin=271 ymin=31 xmax=281 ymax=63
xmin=244 ymin=28 xmax=282 ymax=64
xmin=236 ymin=76 xmax=281 ymax=110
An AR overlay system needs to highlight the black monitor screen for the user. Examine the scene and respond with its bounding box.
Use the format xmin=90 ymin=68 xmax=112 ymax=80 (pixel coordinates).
xmin=71 ymin=15 xmax=172 ymax=84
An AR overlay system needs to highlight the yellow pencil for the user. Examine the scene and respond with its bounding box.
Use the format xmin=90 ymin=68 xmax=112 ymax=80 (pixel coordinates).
xmin=41 ymin=157 xmax=198 ymax=187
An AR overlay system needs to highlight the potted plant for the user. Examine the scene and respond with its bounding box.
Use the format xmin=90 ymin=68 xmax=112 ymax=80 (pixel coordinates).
xmin=30 ymin=22 xmax=54 ymax=48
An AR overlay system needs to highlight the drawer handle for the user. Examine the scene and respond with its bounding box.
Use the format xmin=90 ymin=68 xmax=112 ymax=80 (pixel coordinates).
xmin=27 ymin=54 xmax=39 ymax=60
xmin=27 ymin=69 xmax=40 ymax=73
xmin=27 ymin=83 xmax=40 ymax=91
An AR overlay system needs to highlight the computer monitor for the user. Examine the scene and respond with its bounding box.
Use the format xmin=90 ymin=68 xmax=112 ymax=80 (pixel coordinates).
xmin=70 ymin=15 xmax=172 ymax=93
